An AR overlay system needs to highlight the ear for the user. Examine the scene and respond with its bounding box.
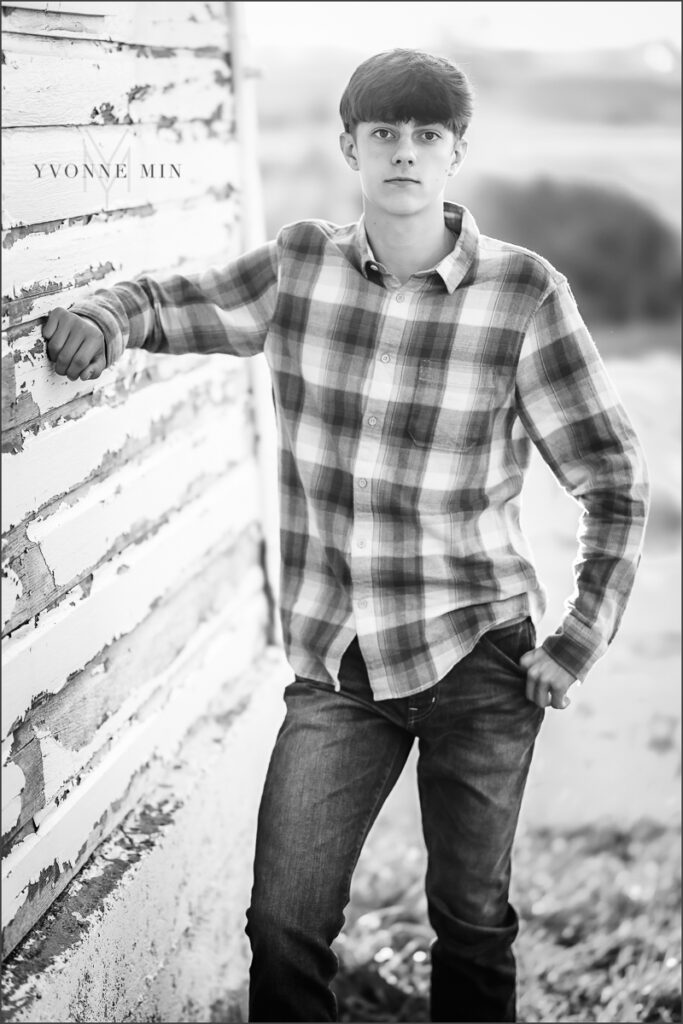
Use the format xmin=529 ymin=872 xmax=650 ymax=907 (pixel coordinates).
xmin=447 ymin=137 xmax=468 ymax=177
xmin=339 ymin=131 xmax=360 ymax=171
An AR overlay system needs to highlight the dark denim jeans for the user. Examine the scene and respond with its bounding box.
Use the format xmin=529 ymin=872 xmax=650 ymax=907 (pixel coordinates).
xmin=245 ymin=618 xmax=545 ymax=1022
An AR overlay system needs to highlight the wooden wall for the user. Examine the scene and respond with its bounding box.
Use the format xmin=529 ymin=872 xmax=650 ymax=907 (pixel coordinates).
xmin=2 ymin=0 xmax=272 ymax=958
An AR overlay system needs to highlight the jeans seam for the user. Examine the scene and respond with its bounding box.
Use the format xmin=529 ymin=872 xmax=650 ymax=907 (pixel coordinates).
xmin=339 ymin=736 xmax=411 ymax=901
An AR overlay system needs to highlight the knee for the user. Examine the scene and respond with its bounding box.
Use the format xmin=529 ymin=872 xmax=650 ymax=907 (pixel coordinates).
xmin=245 ymin=897 xmax=287 ymax=949
xmin=245 ymin=890 xmax=344 ymax=953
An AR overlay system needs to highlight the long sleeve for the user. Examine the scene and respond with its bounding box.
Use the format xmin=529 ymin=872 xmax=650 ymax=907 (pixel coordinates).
xmin=69 ymin=240 xmax=279 ymax=365
xmin=515 ymin=279 xmax=650 ymax=681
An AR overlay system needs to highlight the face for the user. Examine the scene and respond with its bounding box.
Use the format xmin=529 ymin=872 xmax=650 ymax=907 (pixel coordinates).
xmin=339 ymin=120 xmax=467 ymax=217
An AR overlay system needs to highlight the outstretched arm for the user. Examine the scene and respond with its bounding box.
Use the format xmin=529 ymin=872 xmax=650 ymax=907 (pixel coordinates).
xmin=43 ymin=240 xmax=280 ymax=377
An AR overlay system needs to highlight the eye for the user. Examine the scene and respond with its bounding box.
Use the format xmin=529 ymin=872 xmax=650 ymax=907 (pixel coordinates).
xmin=421 ymin=130 xmax=441 ymax=142
xmin=371 ymin=128 xmax=394 ymax=140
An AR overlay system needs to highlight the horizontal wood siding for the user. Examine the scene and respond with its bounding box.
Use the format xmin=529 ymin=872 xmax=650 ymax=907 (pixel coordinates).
xmin=1 ymin=0 xmax=270 ymax=958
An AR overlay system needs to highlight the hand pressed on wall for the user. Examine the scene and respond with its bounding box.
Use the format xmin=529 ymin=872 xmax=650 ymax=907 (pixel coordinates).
xmin=42 ymin=307 xmax=107 ymax=381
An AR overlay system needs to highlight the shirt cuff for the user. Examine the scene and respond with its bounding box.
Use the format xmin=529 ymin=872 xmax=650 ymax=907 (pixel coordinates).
xmin=68 ymin=300 xmax=126 ymax=368
xmin=541 ymin=614 xmax=607 ymax=683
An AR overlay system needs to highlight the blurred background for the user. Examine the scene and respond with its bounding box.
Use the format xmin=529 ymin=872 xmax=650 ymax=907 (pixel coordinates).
xmin=244 ymin=3 xmax=681 ymax=1020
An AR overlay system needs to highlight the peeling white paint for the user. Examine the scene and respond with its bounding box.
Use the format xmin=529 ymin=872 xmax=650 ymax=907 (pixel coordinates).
xmin=35 ymin=564 xmax=265 ymax=812
xmin=1 ymin=762 xmax=26 ymax=836
xmin=2 ymin=588 xmax=269 ymax=929
xmin=0 ymin=0 xmax=270 ymax=966
xmin=3 ymin=200 xmax=237 ymax=306
xmin=2 ymin=462 xmax=261 ymax=737
xmin=3 ymin=2 xmax=230 ymax=49
xmin=1 ymin=568 xmax=23 ymax=629
xmin=2 ymin=361 xmax=242 ymax=532
xmin=1 ymin=648 xmax=290 ymax=1024
xmin=2 ymin=39 xmax=232 ymax=129
xmin=25 ymin=397 xmax=251 ymax=586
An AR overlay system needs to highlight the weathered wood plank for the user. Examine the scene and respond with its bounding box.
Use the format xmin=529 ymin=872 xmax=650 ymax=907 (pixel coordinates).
xmin=2 ymin=2 xmax=113 ymax=13
xmin=1 ymin=595 xmax=272 ymax=957
xmin=2 ymin=527 xmax=262 ymax=850
xmin=2 ymin=395 xmax=254 ymax=634
xmin=1 ymin=760 xmax=26 ymax=839
xmin=2 ymin=458 xmax=262 ymax=738
xmin=0 ymin=2 xmax=230 ymax=50
xmin=2 ymin=337 xmax=180 ymax=434
xmin=1 ymin=239 xmax=237 ymax=331
xmin=2 ymin=358 xmax=247 ymax=530
xmin=2 ymin=124 xmax=239 ymax=228
xmin=1 ymin=32 xmax=232 ymax=128
xmin=2 ymin=198 xmax=238 ymax=304
xmin=30 ymin=563 xmax=265 ymax=829
xmin=2 ymin=227 xmax=242 ymax=428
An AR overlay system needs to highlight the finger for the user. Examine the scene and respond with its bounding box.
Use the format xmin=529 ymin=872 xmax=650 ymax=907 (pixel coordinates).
xmin=42 ymin=307 xmax=67 ymax=341
xmin=526 ymin=677 xmax=550 ymax=708
xmin=550 ymin=691 xmax=571 ymax=710
xmin=64 ymin=338 xmax=99 ymax=381
xmin=46 ymin=320 xmax=78 ymax=364
xmin=52 ymin=335 xmax=86 ymax=378
xmin=73 ymin=334 xmax=104 ymax=369
xmin=519 ymin=651 xmax=536 ymax=671
xmin=79 ymin=354 xmax=106 ymax=381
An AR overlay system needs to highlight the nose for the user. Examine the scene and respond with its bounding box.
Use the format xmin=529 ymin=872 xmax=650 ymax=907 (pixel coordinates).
xmin=391 ymin=135 xmax=416 ymax=166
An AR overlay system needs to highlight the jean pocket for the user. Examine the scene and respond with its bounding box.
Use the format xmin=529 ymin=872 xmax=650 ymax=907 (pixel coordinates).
xmin=407 ymin=360 xmax=497 ymax=452
xmin=481 ymin=618 xmax=536 ymax=676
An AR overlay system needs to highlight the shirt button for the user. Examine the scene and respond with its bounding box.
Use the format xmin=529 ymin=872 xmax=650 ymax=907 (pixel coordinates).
xmin=380 ymin=353 xmax=391 ymax=364
xmin=357 ymin=539 xmax=366 ymax=548
xmin=358 ymin=478 xmax=368 ymax=488
xmin=395 ymin=293 xmax=405 ymax=302
xmin=357 ymin=599 xmax=367 ymax=609
xmin=368 ymin=415 xmax=377 ymax=427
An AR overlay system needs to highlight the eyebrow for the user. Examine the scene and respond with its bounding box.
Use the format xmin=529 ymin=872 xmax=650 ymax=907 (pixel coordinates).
xmin=369 ymin=121 xmax=445 ymax=128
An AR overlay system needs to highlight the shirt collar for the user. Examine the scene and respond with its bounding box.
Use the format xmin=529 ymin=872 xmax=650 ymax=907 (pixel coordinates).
xmin=355 ymin=201 xmax=479 ymax=295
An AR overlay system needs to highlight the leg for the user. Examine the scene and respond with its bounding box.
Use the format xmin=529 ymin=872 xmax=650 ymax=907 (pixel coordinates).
xmin=246 ymin=655 xmax=413 ymax=1022
xmin=416 ymin=619 xmax=545 ymax=1022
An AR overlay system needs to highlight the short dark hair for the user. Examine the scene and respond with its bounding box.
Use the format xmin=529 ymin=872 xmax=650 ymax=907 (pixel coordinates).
xmin=339 ymin=49 xmax=474 ymax=139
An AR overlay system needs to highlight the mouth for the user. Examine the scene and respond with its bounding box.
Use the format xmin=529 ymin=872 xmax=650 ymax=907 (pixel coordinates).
xmin=385 ymin=177 xmax=420 ymax=184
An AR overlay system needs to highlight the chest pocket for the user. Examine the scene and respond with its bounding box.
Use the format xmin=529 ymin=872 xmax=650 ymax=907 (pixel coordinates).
xmin=407 ymin=359 xmax=498 ymax=453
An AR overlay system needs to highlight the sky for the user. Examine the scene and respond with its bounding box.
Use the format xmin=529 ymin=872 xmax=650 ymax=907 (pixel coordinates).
xmin=245 ymin=1 xmax=682 ymax=54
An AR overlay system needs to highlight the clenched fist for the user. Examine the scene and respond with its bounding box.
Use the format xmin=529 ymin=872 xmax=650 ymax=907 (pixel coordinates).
xmin=42 ymin=307 xmax=107 ymax=381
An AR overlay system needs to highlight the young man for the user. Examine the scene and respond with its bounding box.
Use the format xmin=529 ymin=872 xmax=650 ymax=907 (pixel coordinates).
xmin=44 ymin=49 xmax=648 ymax=1023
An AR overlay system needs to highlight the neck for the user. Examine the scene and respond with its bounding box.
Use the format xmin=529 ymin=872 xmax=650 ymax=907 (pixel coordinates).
xmin=363 ymin=200 xmax=454 ymax=285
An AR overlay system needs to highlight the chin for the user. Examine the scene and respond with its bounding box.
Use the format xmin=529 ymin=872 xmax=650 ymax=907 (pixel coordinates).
xmin=370 ymin=194 xmax=425 ymax=216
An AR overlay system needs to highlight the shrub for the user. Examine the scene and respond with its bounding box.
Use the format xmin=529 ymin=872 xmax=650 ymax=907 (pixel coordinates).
xmin=467 ymin=177 xmax=681 ymax=325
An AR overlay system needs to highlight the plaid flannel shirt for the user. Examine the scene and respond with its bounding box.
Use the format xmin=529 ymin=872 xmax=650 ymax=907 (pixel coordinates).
xmin=71 ymin=202 xmax=649 ymax=699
